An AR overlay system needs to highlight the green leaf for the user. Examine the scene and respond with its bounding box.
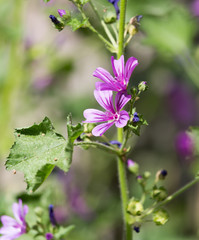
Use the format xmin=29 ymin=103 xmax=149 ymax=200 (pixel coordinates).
xmin=54 ymin=225 xmax=75 ymax=239
xmin=6 ymin=117 xmax=72 ymax=192
xmin=65 ymin=17 xmax=89 ymax=31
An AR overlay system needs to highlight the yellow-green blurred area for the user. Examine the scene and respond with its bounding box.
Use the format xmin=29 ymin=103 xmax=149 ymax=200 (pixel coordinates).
xmin=0 ymin=0 xmax=199 ymax=239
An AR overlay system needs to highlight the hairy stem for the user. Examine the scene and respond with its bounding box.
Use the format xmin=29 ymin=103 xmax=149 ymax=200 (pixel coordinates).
xmin=74 ymin=141 xmax=120 ymax=155
xmin=117 ymin=0 xmax=132 ymax=239
xmin=143 ymin=176 xmax=199 ymax=217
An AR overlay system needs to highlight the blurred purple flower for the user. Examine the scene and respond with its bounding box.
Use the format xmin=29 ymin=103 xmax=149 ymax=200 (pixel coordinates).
xmin=191 ymin=0 xmax=199 ymax=16
xmin=108 ymin=0 xmax=120 ymax=19
xmin=83 ymin=90 xmax=130 ymax=136
xmin=0 ymin=199 xmax=28 ymax=240
xmin=33 ymin=76 xmax=53 ymax=91
xmin=48 ymin=205 xmax=57 ymax=226
xmin=167 ymin=82 xmax=197 ymax=127
xmin=58 ymin=9 xmax=66 ymax=17
xmin=94 ymin=55 xmax=138 ymax=92
xmin=45 ymin=233 xmax=54 ymax=240
xmin=175 ymin=132 xmax=194 ymax=158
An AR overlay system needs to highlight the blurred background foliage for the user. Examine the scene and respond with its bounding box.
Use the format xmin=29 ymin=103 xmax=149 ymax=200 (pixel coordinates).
xmin=0 ymin=0 xmax=199 ymax=239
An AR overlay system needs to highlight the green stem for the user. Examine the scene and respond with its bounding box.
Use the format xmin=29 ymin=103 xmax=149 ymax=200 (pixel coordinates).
xmin=117 ymin=0 xmax=132 ymax=239
xmin=89 ymin=0 xmax=117 ymax=47
xmin=75 ymin=2 xmax=115 ymax=52
xmin=117 ymin=0 xmax=127 ymax=58
xmin=143 ymin=176 xmax=199 ymax=217
xmin=74 ymin=141 xmax=120 ymax=155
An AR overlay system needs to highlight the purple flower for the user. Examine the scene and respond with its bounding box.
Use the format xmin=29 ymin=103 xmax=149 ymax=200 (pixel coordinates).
xmin=83 ymin=90 xmax=131 ymax=136
xmin=175 ymin=132 xmax=194 ymax=158
xmin=45 ymin=233 xmax=54 ymax=240
xmin=108 ymin=0 xmax=120 ymax=19
xmin=191 ymin=0 xmax=199 ymax=16
xmin=0 ymin=199 xmax=28 ymax=240
xmin=58 ymin=9 xmax=66 ymax=17
xmin=94 ymin=55 xmax=138 ymax=92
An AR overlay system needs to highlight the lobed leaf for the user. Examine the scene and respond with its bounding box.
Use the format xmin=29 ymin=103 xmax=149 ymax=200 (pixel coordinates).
xmin=6 ymin=117 xmax=75 ymax=192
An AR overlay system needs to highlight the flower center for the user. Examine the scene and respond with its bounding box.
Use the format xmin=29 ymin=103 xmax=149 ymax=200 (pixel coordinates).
xmin=114 ymin=112 xmax=119 ymax=121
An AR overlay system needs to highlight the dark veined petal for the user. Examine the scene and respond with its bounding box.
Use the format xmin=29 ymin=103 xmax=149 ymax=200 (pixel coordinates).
xmin=95 ymin=82 xmax=117 ymax=91
xmin=94 ymin=90 xmax=115 ymax=114
xmin=115 ymin=110 xmax=129 ymax=128
xmin=93 ymin=67 xmax=115 ymax=85
xmin=92 ymin=121 xmax=115 ymax=136
xmin=115 ymin=91 xmax=131 ymax=112
xmin=83 ymin=109 xmax=111 ymax=123
xmin=111 ymin=55 xmax=124 ymax=79
xmin=125 ymin=57 xmax=138 ymax=84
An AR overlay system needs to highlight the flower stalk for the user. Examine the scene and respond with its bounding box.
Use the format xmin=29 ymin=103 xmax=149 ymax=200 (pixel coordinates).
xmin=117 ymin=0 xmax=132 ymax=239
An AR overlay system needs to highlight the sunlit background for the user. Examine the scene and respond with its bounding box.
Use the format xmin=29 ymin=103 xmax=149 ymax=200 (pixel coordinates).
xmin=0 ymin=0 xmax=199 ymax=239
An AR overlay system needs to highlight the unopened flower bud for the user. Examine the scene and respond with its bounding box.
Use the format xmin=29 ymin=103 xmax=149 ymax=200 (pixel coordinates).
xmin=34 ymin=207 xmax=44 ymax=217
xmin=49 ymin=15 xmax=60 ymax=25
xmin=127 ymin=159 xmax=139 ymax=174
xmin=103 ymin=11 xmax=117 ymax=24
xmin=127 ymin=198 xmax=144 ymax=216
xmin=143 ymin=171 xmax=151 ymax=179
xmin=152 ymin=186 xmax=168 ymax=201
xmin=153 ymin=209 xmax=169 ymax=225
xmin=136 ymin=175 xmax=144 ymax=184
xmin=109 ymin=140 xmax=122 ymax=148
xmin=138 ymin=81 xmax=148 ymax=92
xmin=58 ymin=9 xmax=66 ymax=17
xmin=133 ymin=112 xmax=140 ymax=123
xmin=45 ymin=233 xmax=54 ymax=240
xmin=49 ymin=15 xmax=64 ymax=31
xmin=49 ymin=205 xmax=57 ymax=226
xmin=83 ymin=123 xmax=96 ymax=133
xmin=133 ymin=226 xmax=140 ymax=233
xmin=156 ymin=169 xmax=168 ymax=180
xmin=128 ymin=15 xmax=143 ymax=37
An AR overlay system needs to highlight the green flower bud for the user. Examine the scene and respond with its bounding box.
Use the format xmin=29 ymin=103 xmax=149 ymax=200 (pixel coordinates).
xmin=143 ymin=171 xmax=151 ymax=179
xmin=103 ymin=11 xmax=117 ymax=24
xmin=152 ymin=186 xmax=168 ymax=201
xmin=34 ymin=207 xmax=44 ymax=217
xmin=127 ymin=159 xmax=139 ymax=174
xmin=153 ymin=209 xmax=169 ymax=225
xmin=127 ymin=198 xmax=144 ymax=216
xmin=138 ymin=81 xmax=148 ymax=92
xmin=83 ymin=123 xmax=96 ymax=133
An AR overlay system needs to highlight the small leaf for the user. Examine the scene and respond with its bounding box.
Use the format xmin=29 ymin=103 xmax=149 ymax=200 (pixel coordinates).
xmin=6 ymin=117 xmax=72 ymax=192
xmin=65 ymin=17 xmax=89 ymax=31
xmin=54 ymin=225 xmax=75 ymax=239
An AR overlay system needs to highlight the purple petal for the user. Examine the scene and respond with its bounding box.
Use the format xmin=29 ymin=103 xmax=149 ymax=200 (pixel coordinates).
xmin=111 ymin=55 xmax=124 ymax=79
xmin=92 ymin=122 xmax=115 ymax=136
xmin=125 ymin=57 xmax=138 ymax=84
xmin=0 ymin=216 xmax=18 ymax=228
xmin=93 ymin=67 xmax=115 ymax=85
xmin=94 ymin=90 xmax=115 ymax=113
xmin=12 ymin=199 xmax=28 ymax=225
xmin=95 ymin=82 xmax=117 ymax=91
xmin=115 ymin=110 xmax=129 ymax=128
xmin=115 ymin=91 xmax=131 ymax=111
xmin=83 ymin=109 xmax=111 ymax=123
